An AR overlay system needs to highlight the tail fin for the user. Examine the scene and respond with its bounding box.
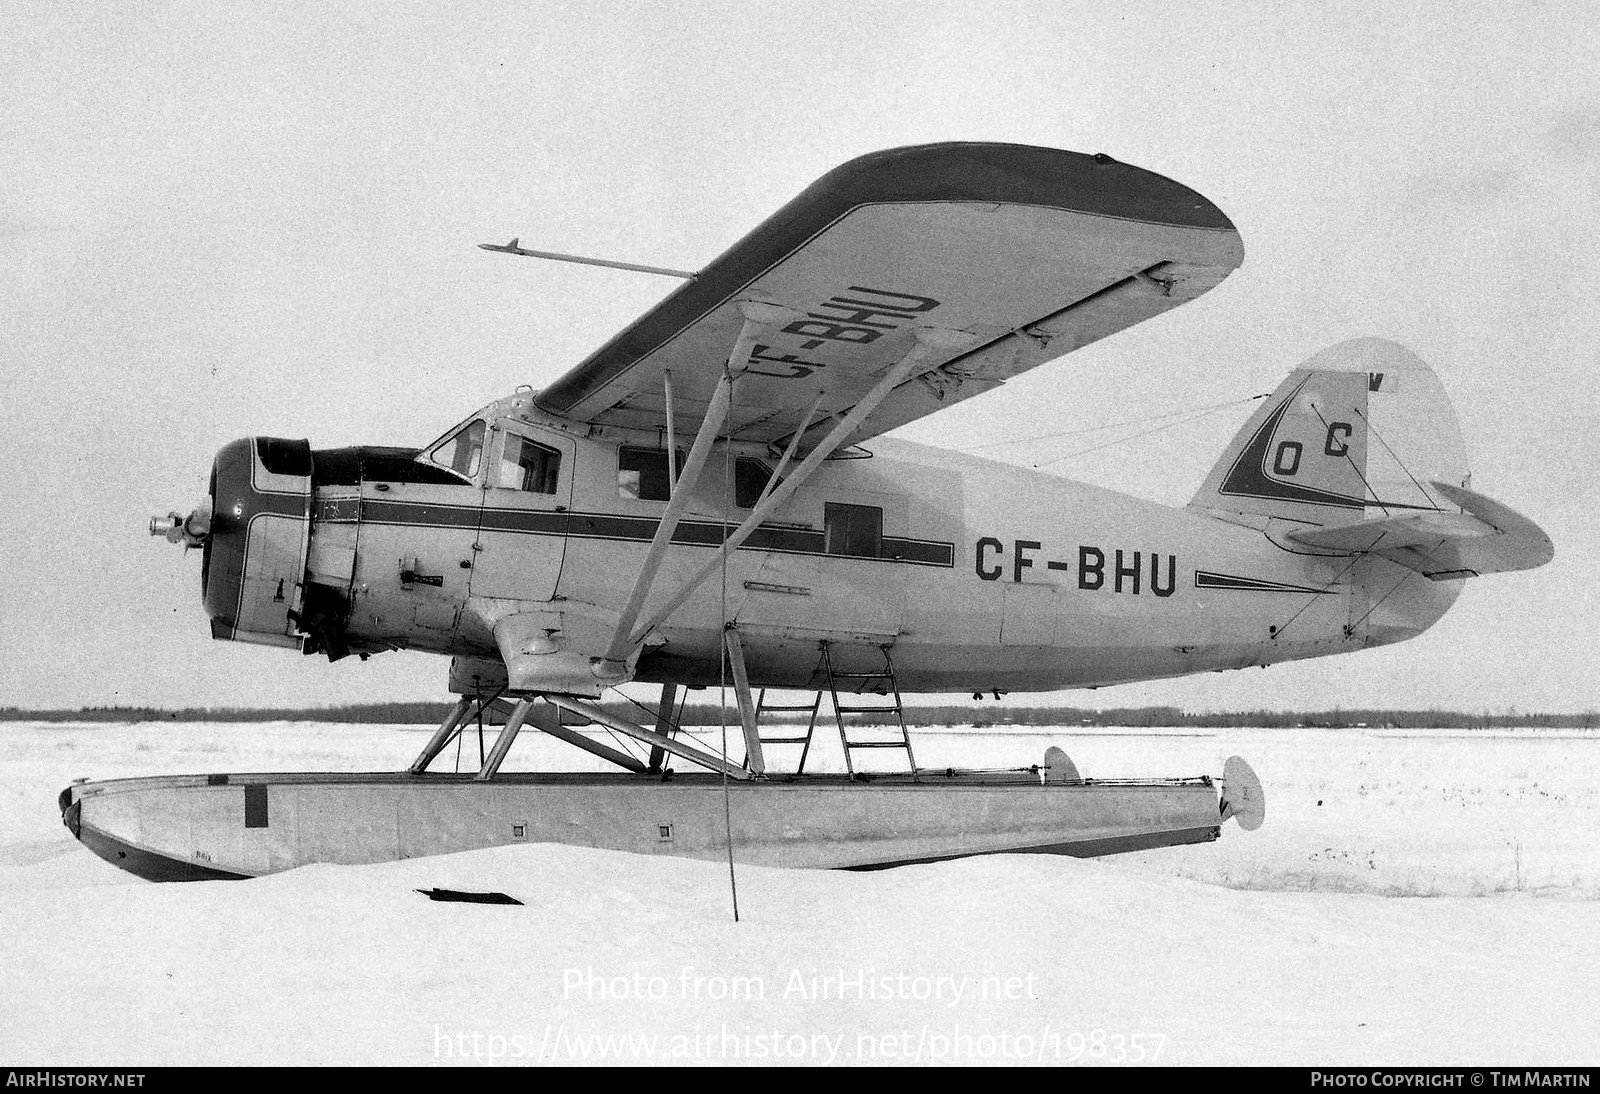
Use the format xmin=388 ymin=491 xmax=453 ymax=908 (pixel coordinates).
xmin=1190 ymin=338 xmax=1468 ymax=524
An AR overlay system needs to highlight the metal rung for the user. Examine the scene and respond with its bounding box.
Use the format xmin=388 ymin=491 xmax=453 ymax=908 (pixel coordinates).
xmin=820 ymin=641 xmax=915 ymax=779
xmin=753 ymin=687 xmax=824 ymax=776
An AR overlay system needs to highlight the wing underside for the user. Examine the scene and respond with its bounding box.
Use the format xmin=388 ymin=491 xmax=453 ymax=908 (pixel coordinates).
xmin=527 ymin=143 xmax=1245 ymax=450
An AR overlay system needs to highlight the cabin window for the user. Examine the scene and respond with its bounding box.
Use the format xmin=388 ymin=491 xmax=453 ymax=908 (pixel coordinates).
xmin=824 ymin=502 xmax=882 ymax=558
xmin=618 ymin=445 xmax=684 ymax=501
xmin=499 ymin=435 xmax=561 ymax=494
xmin=733 ymin=458 xmax=776 ymax=508
xmin=428 ymin=419 xmax=486 ymax=480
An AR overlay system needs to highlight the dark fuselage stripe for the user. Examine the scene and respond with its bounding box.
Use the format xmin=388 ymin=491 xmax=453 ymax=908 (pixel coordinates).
xmin=1194 ymin=570 xmax=1334 ymax=594
xmin=355 ymin=499 xmax=955 ymax=568
xmin=361 ymin=499 xmax=484 ymax=528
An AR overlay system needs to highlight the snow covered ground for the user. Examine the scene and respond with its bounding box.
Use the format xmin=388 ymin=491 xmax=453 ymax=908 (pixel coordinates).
xmin=1 ymin=720 xmax=1596 ymax=1065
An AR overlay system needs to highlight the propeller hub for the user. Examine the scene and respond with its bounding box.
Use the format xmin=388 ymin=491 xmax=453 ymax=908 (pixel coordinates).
xmin=150 ymin=499 xmax=211 ymax=549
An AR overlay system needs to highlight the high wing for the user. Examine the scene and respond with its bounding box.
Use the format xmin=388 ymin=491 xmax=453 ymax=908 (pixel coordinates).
xmin=523 ymin=142 xmax=1244 ymax=451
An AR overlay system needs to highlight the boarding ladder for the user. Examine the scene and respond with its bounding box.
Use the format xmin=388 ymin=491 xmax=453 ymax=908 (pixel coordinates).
xmin=821 ymin=642 xmax=917 ymax=778
xmin=751 ymin=688 xmax=826 ymax=775
xmin=748 ymin=642 xmax=916 ymax=778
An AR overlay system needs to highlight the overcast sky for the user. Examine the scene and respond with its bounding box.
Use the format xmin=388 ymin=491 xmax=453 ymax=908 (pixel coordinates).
xmin=3 ymin=1 xmax=1596 ymax=713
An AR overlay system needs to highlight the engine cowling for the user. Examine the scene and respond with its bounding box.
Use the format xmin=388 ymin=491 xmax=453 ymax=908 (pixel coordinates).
xmin=199 ymin=437 xmax=313 ymax=648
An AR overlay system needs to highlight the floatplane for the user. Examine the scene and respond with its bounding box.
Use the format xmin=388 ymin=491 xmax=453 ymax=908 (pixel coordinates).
xmin=64 ymin=143 xmax=1551 ymax=881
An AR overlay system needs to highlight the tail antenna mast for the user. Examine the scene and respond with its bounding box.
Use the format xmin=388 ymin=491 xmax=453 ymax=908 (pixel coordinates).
xmin=479 ymin=238 xmax=698 ymax=281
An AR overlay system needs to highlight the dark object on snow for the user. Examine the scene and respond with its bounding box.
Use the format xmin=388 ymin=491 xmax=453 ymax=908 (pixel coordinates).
xmin=415 ymin=887 xmax=524 ymax=905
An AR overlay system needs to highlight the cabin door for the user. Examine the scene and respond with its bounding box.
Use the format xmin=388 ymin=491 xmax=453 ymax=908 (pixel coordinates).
xmin=467 ymin=423 xmax=575 ymax=602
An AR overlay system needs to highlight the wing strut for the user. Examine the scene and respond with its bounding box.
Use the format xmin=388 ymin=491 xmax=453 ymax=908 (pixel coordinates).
xmin=757 ymin=391 xmax=825 ymax=507
xmin=663 ymin=369 xmax=678 ymax=484
xmin=626 ymin=326 xmax=979 ymax=650
xmin=598 ymin=302 xmax=803 ymax=675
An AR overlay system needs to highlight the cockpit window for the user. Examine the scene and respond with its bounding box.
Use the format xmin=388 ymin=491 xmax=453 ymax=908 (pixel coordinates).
xmin=428 ymin=420 xmax=486 ymax=480
xmin=499 ymin=435 xmax=561 ymax=494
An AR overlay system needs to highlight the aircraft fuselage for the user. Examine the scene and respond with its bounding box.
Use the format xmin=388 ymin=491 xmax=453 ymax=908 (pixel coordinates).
xmin=201 ymin=392 xmax=1457 ymax=696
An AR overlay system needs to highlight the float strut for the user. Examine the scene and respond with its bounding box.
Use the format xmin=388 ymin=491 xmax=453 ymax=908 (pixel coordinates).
xmin=475 ymin=698 xmax=534 ymax=781
xmin=529 ymin=701 xmax=649 ymax=773
xmin=723 ymin=626 xmax=765 ymax=775
xmin=409 ymin=696 xmax=472 ymax=774
xmin=649 ymin=682 xmax=679 ymax=772
xmin=544 ymin=695 xmax=755 ymax=780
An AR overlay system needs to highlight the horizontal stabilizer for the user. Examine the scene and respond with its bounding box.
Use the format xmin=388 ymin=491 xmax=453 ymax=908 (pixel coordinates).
xmin=1287 ymin=509 xmax=1495 ymax=553
xmin=1286 ymin=481 xmax=1553 ymax=579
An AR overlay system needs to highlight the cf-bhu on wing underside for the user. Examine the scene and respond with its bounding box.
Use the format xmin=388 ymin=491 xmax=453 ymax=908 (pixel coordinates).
xmin=536 ymin=143 xmax=1243 ymax=451
xmin=70 ymin=142 xmax=1546 ymax=881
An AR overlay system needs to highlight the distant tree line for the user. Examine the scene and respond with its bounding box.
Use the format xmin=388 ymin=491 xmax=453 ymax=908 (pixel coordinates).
xmin=2 ymin=702 xmax=1595 ymax=729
